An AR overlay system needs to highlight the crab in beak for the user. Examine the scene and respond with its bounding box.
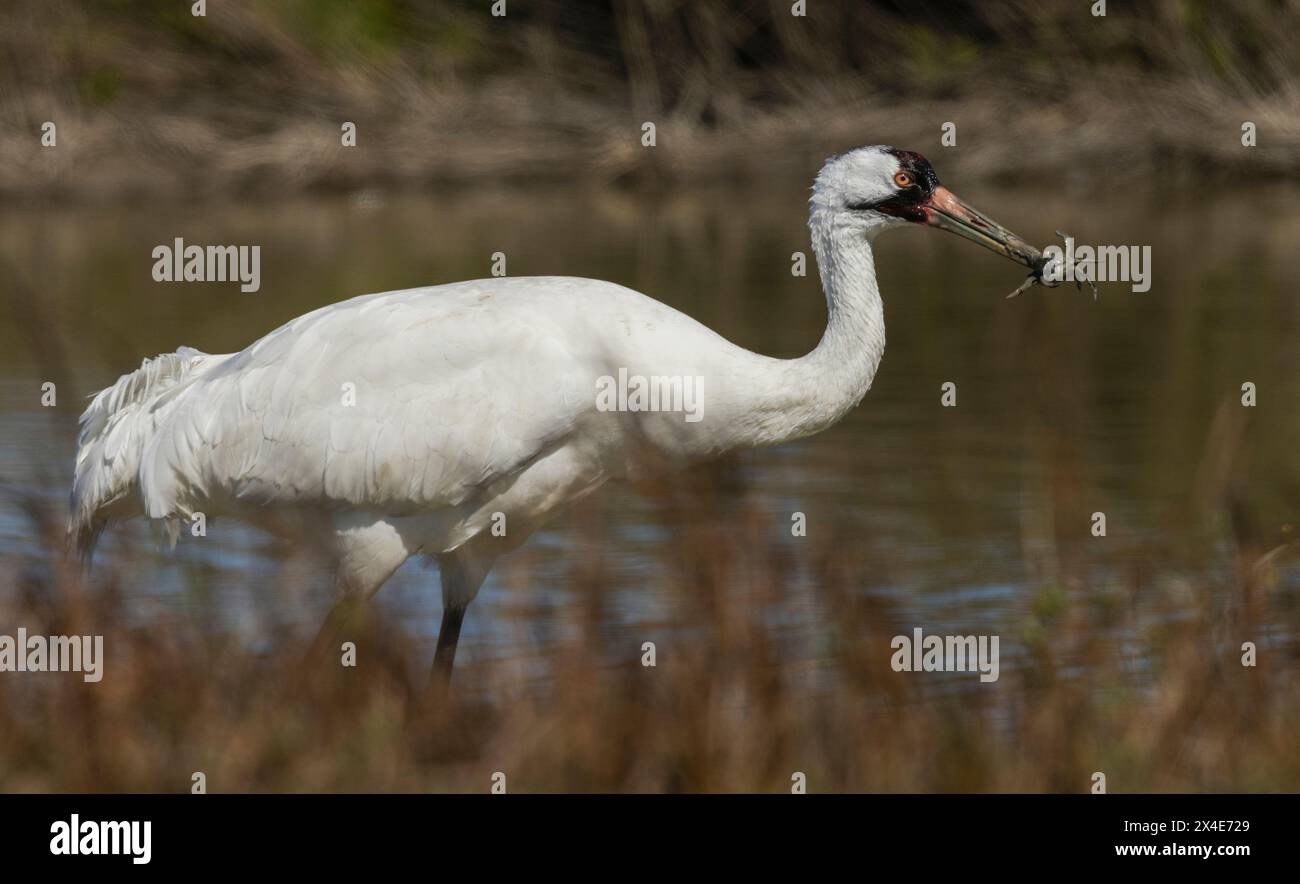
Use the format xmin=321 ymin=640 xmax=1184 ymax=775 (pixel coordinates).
xmin=872 ymin=149 xmax=1089 ymax=298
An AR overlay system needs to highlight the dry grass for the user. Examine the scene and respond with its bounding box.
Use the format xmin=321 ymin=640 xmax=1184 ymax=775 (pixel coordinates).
xmin=2 ymin=0 xmax=1300 ymax=202
xmin=2 ymin=455 xmax=1298 ymax=794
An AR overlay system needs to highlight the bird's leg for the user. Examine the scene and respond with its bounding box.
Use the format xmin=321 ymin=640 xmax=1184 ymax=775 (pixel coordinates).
xmin=428 ymin=546 xmax=493 ymax=692
xmin=299 ymin=592 xmax=367 ymax=684
xmin=431 ymin=602 xmax=466 ymax=686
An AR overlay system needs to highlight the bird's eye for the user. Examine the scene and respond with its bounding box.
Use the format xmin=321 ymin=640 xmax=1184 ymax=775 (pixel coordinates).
xmin=893 ymin=171 xmax=914 ymax=188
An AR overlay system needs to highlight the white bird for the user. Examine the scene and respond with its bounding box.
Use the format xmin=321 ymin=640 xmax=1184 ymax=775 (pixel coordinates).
xmin=69 ymin=145 xmax=1042 ymax=683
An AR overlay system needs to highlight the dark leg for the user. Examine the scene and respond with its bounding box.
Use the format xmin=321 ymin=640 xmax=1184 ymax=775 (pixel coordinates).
xmin=429 ymin=545 xmax=496 ymax=691
xmin=431 ymin=602 xmax=466 ymax=685
xmin=431 ymin=543 xmax=501 ymax=691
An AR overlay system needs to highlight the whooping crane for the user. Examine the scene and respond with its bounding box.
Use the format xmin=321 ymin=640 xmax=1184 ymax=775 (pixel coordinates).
xmin=69 ymin=145 xmax=1044 ymax=684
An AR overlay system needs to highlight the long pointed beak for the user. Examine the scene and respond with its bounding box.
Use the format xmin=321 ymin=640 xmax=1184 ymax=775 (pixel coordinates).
xmin=922 ymin=186 xmax=1043 ymax=271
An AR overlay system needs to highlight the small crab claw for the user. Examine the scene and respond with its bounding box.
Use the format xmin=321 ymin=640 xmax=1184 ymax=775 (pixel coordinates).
xmin=1053 ymin=229 xmax=1099 ymax=300
xmin=1005 ymin=230 xmax=1100 ymax=300
xmin=1005 ymin=237 xmax=1054 ymax=299
xmin=1004 ymin=274 xmax=1040 ymax=299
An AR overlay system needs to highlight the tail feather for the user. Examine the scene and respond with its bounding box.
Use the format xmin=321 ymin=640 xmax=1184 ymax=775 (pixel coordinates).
xmin=68 ymin=347 xmax=219 ymax=563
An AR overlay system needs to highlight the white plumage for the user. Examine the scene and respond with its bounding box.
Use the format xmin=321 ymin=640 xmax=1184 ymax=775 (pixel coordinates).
xmin=69 ymin=145 xmax=1039 ymax=681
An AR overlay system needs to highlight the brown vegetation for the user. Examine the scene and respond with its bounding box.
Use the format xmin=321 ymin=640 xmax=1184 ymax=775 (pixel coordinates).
xmin=3 ymin=451 xmax=1297 ymax=793
xmin=3 ymin=0 xmax=1299 ymax=202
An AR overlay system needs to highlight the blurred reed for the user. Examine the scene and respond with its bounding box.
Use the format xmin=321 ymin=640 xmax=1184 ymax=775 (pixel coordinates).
xmin=1 ymin=446 xmax=1297 ymax=793
xmin=2 ymin=0 xmax=1299 ymax=202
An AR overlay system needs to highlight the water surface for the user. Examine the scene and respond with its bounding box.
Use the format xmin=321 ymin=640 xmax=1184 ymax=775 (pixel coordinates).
xmin=3 ymin=183 xmax=1298 ymax=686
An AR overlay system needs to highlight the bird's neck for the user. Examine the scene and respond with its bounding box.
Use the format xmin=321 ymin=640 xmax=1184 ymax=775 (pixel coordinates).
xmin=727 ymin=213 xmax=885 ymax=450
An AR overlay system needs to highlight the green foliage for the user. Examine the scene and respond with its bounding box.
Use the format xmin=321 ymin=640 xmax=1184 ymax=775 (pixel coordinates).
xmin=77 ymin=66 xmax=122 ymax=106
xmin=267 ymin=0 xmax=408 ymax=60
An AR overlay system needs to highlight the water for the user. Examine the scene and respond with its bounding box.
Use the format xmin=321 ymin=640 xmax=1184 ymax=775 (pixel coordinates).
xmin=3 ymin=182 xmax=1299 ymax=682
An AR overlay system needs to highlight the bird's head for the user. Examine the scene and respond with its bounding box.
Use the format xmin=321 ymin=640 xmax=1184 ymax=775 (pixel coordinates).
xmin=811 ymin=145 xmax=1042 ymax=271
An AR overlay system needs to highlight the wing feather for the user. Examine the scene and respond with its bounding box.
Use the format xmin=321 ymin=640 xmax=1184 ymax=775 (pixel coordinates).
xmin=141 ymin=283 xmax=590 ymax=518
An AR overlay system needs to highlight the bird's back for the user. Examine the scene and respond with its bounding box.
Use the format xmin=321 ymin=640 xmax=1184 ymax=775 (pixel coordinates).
xmin=131 ymin=277 xmax=723 ymax=522
xmin=70 ymin=274 xmax=749 ymax=558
